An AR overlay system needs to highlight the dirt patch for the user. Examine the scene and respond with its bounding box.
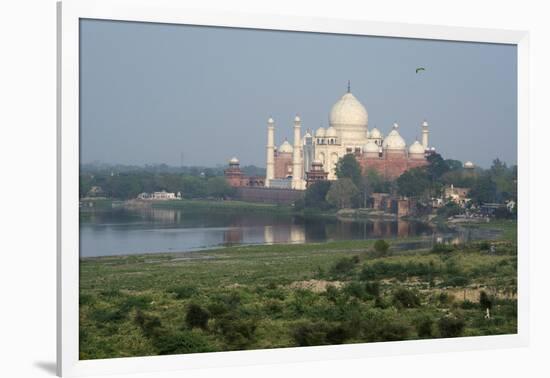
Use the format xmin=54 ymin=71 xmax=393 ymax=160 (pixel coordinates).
xmin=288 ymin=279 xmax=343 ymax=293
xmin=428 ymin=287 xmax=517 ymax=302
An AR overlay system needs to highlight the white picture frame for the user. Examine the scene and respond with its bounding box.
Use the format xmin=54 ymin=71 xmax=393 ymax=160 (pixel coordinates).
xmin=57 ymin=1 xmax=530 ymax=376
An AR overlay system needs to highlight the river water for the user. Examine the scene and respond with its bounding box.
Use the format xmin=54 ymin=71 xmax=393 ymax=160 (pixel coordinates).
xmin=79 ymin=207 xmax=493 ymax=257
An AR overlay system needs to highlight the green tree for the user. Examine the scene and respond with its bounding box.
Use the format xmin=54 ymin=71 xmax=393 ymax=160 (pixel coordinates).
xmin=427 ymin=153 xmax=450 ymax=181
xmin=396 ymin=168 xmax=431 ymax=197
xmin=469 ymin=173 xmax=497 ymax=204
xmin=206 ymin=177 xmax=234 ymax=199
xmin=181 ymin=176 xmax=207 ymax=198
xmin=364 ymin=168 xmax=390 ymax=193
xmin=326 ymin=178 xmax=359 ymax=209
xmin=445 ymin=159 xmax=463 ymax=172
xmin=335 ymin=154 xmax=362 ymax=187
xmin=304 ymin=181 xmax=333 ymax=210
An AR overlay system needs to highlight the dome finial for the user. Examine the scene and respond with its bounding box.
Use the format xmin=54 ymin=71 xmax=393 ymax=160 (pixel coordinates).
xmin=347 ymin=80 xmax=351 ymax=93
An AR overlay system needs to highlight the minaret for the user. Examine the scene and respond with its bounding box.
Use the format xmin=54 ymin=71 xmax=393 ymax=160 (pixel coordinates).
xmin=292 ymin=115 xmax=304 ymax=190
xmin=266 ymin=117 xmax=275 ymax=187
xmin=421 ymin=120 xmax=429 ymax=150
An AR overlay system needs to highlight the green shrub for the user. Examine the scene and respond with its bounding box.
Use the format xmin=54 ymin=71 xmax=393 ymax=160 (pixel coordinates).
xmin=479 ymin=290 xmax=493 ymax=310
xmin=170 ymin=286 xmax=198 ymax=299
xmin=292 ymin=322 xmax=330 ymax=346
xmin=365 ymin=281 xmax=381 ymax=298
xmin=135 ymin=310 xmax=162 ymax=337
xmin=374 ymin=239 xmax=390 ymax=256
xmin=330 ymin=257 xmax=359 ymax=277
xmin=392 ymin=288 xmax=421 ymax=308
xmin=443 ymin=276 xmax=470 ymax=287
xmin=343 ymin=282 xmax=367 ymax=300
xmin=432 ymin=243 xmax=454 ymax=253
xmin=415 ymin=316 xmax=434 ymax=338
xmin=460 ymin=300 xmax=477 ymax=309
xmin=216 ymin=316 xmax=258 ymax=349
xmin=185 ymin=304 xmax=210 ymax=329
xmin=153 ymin=330 xmax=213 ymax=355
xmin=438 ymin=315 xmax=465 ymax=338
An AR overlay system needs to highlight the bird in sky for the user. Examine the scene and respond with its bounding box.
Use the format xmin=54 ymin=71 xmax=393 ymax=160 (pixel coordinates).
xmin=416 ymin=67 xmax=426 ymax=74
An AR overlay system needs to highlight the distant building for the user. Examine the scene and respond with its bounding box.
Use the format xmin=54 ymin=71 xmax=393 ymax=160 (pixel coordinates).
xmin=444 ymin=184 xmax=471 ymax=205
xmin=305 ymin=160 xmax=329 ymax=187
xmin=137 ymin=190 xmax=180 ymax=200
xmin=223 ymin=157 xmax=265 ymax=188
xmin=86 ymin=186 xmax=105 ymax=198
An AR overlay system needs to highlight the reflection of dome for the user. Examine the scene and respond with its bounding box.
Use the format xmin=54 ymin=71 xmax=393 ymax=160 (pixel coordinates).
xmin=383 ymin=124 xmax=406 ymax=150
xmin=369 ymin=127 xmax=382 ymax=139
xmin=315 ymin=127 xmax=326 ymax=137
xmin=329 ymin=92 xmax=368 ymax=129
xmin=279 ymin=139 xmax=294 ymax=153
xmin=464 ymin=161 xmax=475 ymax=169
xmin=229 ymin=157 xmax=239 ymax=164
xmin=325 ymin=126 xmax=338 ymax=137
xmin=408 ymin=140 xmax=425 ymax=155
xmin=364 ymin=140 xmax=379 ymax=153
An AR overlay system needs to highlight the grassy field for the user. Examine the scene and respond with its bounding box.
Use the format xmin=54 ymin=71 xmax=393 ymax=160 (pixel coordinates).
xmin=79 ymin=221 xmax=517 ymax=360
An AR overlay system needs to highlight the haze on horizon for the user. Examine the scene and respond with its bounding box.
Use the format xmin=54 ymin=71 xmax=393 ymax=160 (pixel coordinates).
xmin=80 ymin=19 xmax=517 ymax=169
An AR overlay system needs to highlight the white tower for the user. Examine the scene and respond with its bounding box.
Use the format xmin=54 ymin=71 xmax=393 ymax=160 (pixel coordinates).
xmin=292 ymin=115 xmax=305 ymax=190
xmin=421 ymin=120 xmax=429 ymax=150
xmin=266 ymin=117 xmax=275 ymax=187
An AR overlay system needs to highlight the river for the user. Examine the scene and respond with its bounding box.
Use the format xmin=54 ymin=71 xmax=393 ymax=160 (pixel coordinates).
xmin=79 ymin=207 xmax=494 ymax=257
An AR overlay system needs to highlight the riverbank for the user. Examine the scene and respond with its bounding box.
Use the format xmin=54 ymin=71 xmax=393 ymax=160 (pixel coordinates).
xmin=79 ymin=221 xmax=517 ymax=359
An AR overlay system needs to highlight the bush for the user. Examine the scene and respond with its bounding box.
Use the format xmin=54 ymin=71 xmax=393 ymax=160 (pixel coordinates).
xmin=185 ymin=304 xmax=210 ymax=329
xmin=135 ymin=310 xmax=162 ymax=338
xmin=415 ymin=316 xmax=434 ymax=338
xmin=438 ymin=315 xmax=465 ymax=338
xmin=292 ymin=322 xmax=331 ymax=347
xmin=373 ymin=239 xmax=390 ymax=256
xmin=330 ymin=257 xmax=358 ymax=277
xmin=153 ymin=330 xmax=213 ymax=355
xmin=170 ymin=286 xmax=198 ymax=300
xmin=479 ymin=290 xmax=493 ymax=310
xmin=432 ymin=243 xmax=454 ymax=253
xmin=365 ymin=281 xmax=381 ymax=298
xmin=343 ymin=282 xmax=367 ymax=300
xmin=392 ymin=288 xmax=421 ymax=308
xmin=216 ymin=316 xmax=258 ymax=349
xmin=443 ymin=276 xmax=470 ymax=287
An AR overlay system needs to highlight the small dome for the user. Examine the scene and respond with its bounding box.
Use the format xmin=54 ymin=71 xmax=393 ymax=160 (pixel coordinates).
xmin=268 ymin=117 xmax=274 ymax=124
xmin=329 ymin=92 xmax=368 ymax=129
xmin=383 ymin=125 xmax=406 ymax=150
xmin=312 ymin=159 xmax=323 ymax=166
xmin=325 ymin=126 xmax=338 ymax=137
xmin=315 ymin=127 xmax=326 ymax=137
xmin=408 ymin=140 xmax=425 ymax=155
xmin=304 ymin=130 xmax=312 ymax=138
xmin=369 ymin=127 xmax=383 ymax=139
xmin=464 ymin=161 xmax=475 ymax=169
xmin=229 ymin=157 xmax=240 ymax=164
xmin=422 ymin=120 xmax=429 ymax=127
xmin=294 ymin=115 xmax=301 ymax=122
xmin=279 ymin=139 xmax=294 ymax=153
xmin=364 ymin=140 xmax=379 ymax=153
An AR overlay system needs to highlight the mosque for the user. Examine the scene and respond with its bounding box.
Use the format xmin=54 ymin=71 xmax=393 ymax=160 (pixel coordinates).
xmin=226 ymin=84 xmax=437 ymax=191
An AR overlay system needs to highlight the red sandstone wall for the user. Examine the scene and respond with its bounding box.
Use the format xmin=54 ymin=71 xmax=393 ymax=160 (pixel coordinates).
xmin=359 ymin=156 xmax=428 ymax=180
xmin=274 ymin=153 xmax=293 ymax=179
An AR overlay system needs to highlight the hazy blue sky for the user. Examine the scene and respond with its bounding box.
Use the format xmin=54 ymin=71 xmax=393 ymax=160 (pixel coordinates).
xmin=80 ymin=19 xmax=517 ymax=168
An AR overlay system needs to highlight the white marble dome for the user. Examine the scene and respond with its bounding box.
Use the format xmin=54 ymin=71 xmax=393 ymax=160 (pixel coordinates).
xmin=325 ymin=126 xmax=338 ymax=137
xmin=329 ymin=92 xmax=368 ymax=129
xmin=364 ymin=140 xmax=380 ymax=153
xmin=369 ymin=127 xmax=383 ymax=139
xmin=383 ymin=124 xmax=406 ymax=150
xmin=408 ymin=140 xmax=425 ymax=155
xmin=229 ymin=157 xmax=240 ymax=164
xmin=464 ymin=161 xmax=475 ymax=169
xmin=279 ymin=139 xmax=294 ymax=153
xmin=315 ymin=127 xmax=326 ymax=137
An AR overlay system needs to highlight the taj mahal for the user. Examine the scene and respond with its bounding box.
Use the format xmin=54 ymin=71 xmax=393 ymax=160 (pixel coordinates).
xmin=225 ymin=84 xmax=436 ymax=191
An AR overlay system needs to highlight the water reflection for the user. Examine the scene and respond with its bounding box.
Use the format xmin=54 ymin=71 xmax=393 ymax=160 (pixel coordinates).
xmin=79 ymin=207 xmax=494 ymax=257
